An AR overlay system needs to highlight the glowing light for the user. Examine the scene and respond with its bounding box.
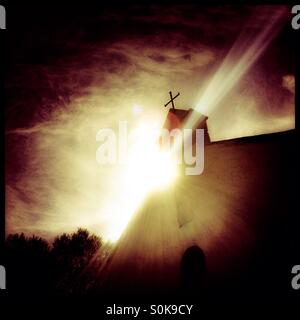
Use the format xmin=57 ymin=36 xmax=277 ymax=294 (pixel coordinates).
xmin=132 ymin=104 xmax=143 ymax=115
xmin=105 ymin=121 xmax=178 ymax=242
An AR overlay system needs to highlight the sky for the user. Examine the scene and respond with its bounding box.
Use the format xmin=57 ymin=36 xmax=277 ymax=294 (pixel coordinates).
xmin=5 ymin=4 xmax=295 ymax=241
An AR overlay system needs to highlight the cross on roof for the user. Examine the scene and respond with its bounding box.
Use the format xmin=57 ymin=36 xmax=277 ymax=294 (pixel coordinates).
xmin=164 ymin=91 xmax=180 ymax=110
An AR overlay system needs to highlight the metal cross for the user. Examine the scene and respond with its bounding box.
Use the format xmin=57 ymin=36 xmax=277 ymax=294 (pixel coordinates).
xmin=164 ymin=91 xmax=180 ymax=110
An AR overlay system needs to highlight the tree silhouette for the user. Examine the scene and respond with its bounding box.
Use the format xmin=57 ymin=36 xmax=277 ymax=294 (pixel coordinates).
xmin=6 ymin=233 xmax=52 ymax=295
xmin=52 ymin=228 xmax=102 ymax=293
xmin=5 ymin=228 xmax=102 ymax=295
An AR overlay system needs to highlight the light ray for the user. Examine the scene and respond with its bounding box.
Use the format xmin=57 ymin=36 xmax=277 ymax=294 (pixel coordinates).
xmin=184 ymin=6 xmax=289 ymax=131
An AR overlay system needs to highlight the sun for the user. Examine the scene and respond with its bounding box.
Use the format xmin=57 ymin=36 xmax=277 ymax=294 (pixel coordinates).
xmin=105 ymin=121 xmax=178 ymax=243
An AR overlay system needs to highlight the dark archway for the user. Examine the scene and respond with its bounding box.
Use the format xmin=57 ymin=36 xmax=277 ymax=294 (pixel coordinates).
xmin=180 ymin=245 xmax=206 ymax=291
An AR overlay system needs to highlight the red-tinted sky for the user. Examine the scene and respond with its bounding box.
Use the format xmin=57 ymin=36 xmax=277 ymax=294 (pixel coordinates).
xmin=5 ymin=4 xmax=295 ymax=239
